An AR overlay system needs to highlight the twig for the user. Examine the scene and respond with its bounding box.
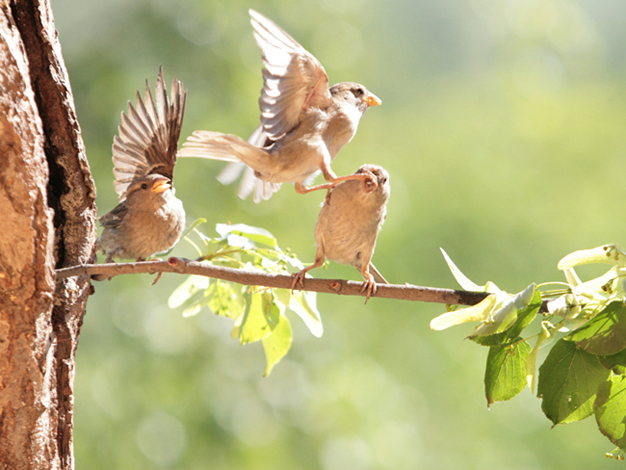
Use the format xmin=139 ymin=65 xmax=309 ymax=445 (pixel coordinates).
xmin=55 ymin=257 xmax=491 ymax=306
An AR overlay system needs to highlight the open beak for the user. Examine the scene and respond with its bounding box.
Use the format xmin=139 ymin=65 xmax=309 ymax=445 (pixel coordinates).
xmin=364 ymin=93 xmax=382 ymax=107
xmin=152 ymin=177 xmax=172 ymax=194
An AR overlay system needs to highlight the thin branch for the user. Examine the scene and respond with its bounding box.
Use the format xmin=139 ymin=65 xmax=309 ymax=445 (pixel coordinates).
xmin=55 ymin=257 xmax=491 ymax=306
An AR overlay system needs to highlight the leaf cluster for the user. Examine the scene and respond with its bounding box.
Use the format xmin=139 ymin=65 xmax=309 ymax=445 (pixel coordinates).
xmin=168 ymin=221 xmax=322 ymax=375
xmin=432 ymin=245 xmax=626 ymax=457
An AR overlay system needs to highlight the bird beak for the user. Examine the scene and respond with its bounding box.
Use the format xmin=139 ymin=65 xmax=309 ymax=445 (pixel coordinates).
xmin=364 ymin=93 xmax=382 ymax=107
xmin=152 ymin=177 xmax=172 ymax=194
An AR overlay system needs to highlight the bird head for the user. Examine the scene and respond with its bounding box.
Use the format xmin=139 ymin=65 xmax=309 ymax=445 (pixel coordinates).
xmin=122 ymin=174 xmax=173 ymax=207
xmin=356 ymin=164 xmax=390 ymax=201
xmin=331 ymin=82 xmax=382 ymax=114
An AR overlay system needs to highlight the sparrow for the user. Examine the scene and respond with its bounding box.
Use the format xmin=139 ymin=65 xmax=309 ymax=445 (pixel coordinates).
xmin=292 ymin=164 xmax=390 ymax=301
xmin=96 ymin=67 xmax=187 ymax=264
xmin=178 ymin=9 xmax=382 ymax=202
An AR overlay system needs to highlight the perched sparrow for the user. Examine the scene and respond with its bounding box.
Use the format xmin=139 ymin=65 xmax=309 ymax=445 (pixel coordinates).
xmin=178 ymin=9 xmax=382 ymax=202
xmin=97 ymin=67 xmax=187 ymax=264
xmin=292 ymin=164 xmax=390 ymax=301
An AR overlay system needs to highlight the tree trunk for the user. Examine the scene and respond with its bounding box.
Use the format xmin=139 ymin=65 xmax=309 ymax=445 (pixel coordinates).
xmin=0 ymin=0 xmax=96 ymax=468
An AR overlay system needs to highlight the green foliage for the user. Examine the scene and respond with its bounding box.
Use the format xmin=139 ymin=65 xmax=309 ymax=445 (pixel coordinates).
xmin=168 ymin=222 xmax=321 ymax=375
xmin=471 ymin=287 xmax=540 ymax=346
xmin=433 ymin=245 xmax=626 ymax=453
xmin=596 ymin=375 xmax=626 ymax=450
xmin=566 ymin=301 xmax=626 ymax=356
xmin=61 ymin=0 xmax=626 ymax=466
xmin=538 ymin=339 xmax=609 ymax=426
xmin=600 ymin=350 xmax=626 ymax=376
xmin=484 ymin=340 xmax=531 ymax=406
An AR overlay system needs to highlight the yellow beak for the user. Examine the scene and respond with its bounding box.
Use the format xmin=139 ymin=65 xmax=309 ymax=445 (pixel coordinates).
xmin=364 ymin=93 xmax=382 ymax=107
xmin=152 ymin=178 xmax=172 ymax=194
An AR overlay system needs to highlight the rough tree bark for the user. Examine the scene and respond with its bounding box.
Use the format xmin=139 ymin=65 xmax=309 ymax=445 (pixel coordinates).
xmin=0 ymin=0 xmax=96 ymax=468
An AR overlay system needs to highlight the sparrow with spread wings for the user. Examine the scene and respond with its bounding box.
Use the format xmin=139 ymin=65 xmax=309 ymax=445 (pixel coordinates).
xmin=97 ymin=67 xmax=187 ymax=264
xmin=178 ymin=9 xmax=382 ymax=202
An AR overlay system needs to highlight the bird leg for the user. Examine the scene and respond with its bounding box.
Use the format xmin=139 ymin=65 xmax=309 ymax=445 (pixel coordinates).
xmin=152 ymin=271 xmax=164 ymax=285
xmin=295 ymin=171 xmax=378 ymax=196
xmin=295 ymin=181 xmax=335 ymax=195
xmin=359 ymin=269 xmax=378 ymax=304
xmin=146 ymin=257 xmax=165 ymax=285
xmin=322 ymin=161 xmax=378 ymax=191
xmin=291 ymin=249 xmax=325 ymax=290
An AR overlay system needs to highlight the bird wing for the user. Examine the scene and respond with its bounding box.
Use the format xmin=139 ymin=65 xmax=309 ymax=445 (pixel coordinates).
xmin=99 ymin=200 xmax=129 ymax=228
xmin=250 ymin=9 xmax=332 ymax=141
xmin=112 ymin=66 xmax=187 ymax=199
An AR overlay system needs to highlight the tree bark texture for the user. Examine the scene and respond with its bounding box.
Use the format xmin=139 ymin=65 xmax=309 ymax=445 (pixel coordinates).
xmin=0 ymin=0 xmax=96 ymax=468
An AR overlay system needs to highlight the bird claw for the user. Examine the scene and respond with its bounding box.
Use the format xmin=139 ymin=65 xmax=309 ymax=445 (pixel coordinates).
xmin=291 ymin=270 xmax=306 ymax=290
xmin=359 ymin=273 xmax=378 ymax=303
xmin=151 ymin=271 xmax=164 ymax=285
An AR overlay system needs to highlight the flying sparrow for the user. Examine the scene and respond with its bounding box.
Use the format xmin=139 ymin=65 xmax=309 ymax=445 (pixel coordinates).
xmin=292 ymin=164 xmax=390 ymax=301
xmin=178 ymin=9 xmax=382 ymax=202
xmin=97 ymin=67 xmax=187 ymax=264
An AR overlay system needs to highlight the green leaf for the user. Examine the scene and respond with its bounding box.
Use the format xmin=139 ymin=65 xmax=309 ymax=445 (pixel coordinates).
xmin=472 ymin=287 xmax=541 ymax=346
xmin=567 ymin=301 xmax=626 ymax=356
xmin=183 ymin=217 xmax=208 ymax=238
xmin=255 ymin=248 xmax=305 ymax=271
xmin=182 ymin=302 xmax=205 ymax=318
xmin=216 ymin=223 xmax=278 ymax=248
xmin=595 ymin=375 xmax=626 ymax=451
xmin=207 ymin=280 xmax=242 ymax=320
xmin=537 ymin=339 xmax=610 ymax=425
xmin=238 ymin=291 xmax=273 ymax=344
xmin=485 ymin=339 xmax=531 ymax=406
xmin=262 ymin=314 xmax=293 ymax=377
xmin=599 ymin=350 xmax=626 ymax=375
xmin=168 ymin=275 xmax=210 ymax=309
xmin=275 ymin=288 xmax=323 ymax=338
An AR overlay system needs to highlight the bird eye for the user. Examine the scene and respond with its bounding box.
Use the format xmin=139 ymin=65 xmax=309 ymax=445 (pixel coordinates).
xmin=141 ymin=183 xmax=148 ymax=190
xmin=355 ymin=88 xmax=364 ymax=96
xmin=381 ymin=178 xmax=387 ymax=184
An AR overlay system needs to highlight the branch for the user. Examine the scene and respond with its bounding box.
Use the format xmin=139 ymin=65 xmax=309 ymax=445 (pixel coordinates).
xmin=55 ymin=257 xmax=491 ymax=306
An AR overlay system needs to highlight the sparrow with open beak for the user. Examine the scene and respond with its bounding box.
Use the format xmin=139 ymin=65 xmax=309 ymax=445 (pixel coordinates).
xmin=292 ymin=164 xmax=390 ymax=301
xmin=96 ymin=67 xmax=187 ymax=264
xmin=178 ymin=9 xmax=382 ymax=202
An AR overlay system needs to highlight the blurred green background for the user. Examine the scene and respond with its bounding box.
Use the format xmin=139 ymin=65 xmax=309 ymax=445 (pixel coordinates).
xmin=51 ymin=0 xmax=626 ymax=468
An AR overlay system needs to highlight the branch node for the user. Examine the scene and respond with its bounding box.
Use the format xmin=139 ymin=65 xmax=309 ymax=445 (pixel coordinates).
xmin=329 ymin=280 xmax=342 ymax=293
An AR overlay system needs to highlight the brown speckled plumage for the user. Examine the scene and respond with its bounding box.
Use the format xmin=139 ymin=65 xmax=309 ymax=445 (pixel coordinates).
xmin=178 ymin=10 xmax=381 ymax=202
xmin=293 ymin=164 xmax=390 ymax=300
xmin=97 ymin=68 xmax=186 ymax=263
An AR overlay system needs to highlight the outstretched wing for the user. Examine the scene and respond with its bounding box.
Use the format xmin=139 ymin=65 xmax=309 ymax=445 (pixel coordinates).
xmin=250 ymin=9 xmax=332 ymax=141
xmin=112 ymin=66 xmax=187 ymax=199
